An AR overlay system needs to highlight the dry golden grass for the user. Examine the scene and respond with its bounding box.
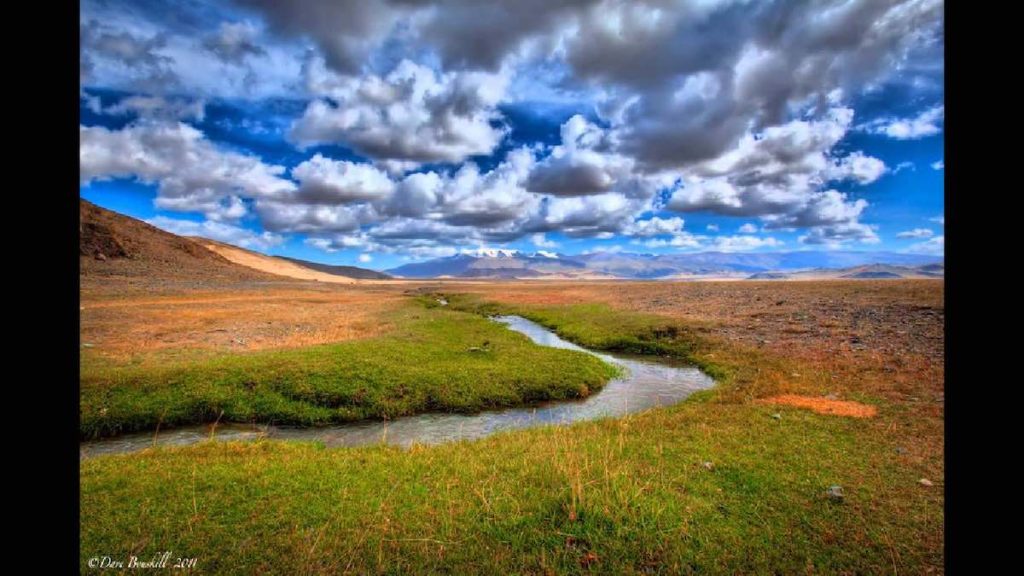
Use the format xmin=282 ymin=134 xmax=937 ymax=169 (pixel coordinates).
xmin=80 ymin=285 xmax=407 ymax=358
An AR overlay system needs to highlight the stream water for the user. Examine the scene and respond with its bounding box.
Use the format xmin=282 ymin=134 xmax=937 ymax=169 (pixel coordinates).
xmin=80 ymin=315 xmax=713 ymax=458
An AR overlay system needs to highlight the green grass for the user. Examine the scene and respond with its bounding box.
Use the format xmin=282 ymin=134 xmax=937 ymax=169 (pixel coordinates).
xmin=80 ymin=404 xmax=940 ymax=574
xmin=80 ymin=298 xmax=618 ymax=439
xmin=80 ymin=294 xmax=943 ymax=573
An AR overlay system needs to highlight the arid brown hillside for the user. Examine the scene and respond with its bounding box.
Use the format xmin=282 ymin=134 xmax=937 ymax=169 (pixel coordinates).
xmin=80 ymin=199 xmax=281 ymax=291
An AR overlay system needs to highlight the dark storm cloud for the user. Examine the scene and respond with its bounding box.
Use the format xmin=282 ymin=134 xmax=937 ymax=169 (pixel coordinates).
xmin=235 ymin=0 xmax=403 ymax=74
xmin=526 ymin=156 xmax=615 ymax=196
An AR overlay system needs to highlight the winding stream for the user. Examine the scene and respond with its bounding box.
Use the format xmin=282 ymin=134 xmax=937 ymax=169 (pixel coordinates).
xmin=80 ymin=315 xmax=714 ymax=458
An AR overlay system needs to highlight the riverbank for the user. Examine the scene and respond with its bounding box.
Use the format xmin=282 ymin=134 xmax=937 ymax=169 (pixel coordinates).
xmin=81 ymin=298 xmax=617 ymax=439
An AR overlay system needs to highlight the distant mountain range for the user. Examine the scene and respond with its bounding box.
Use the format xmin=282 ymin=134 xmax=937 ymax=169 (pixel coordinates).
xmin=81 ymin=199 xmax=942 ymax=283
xmin=387 ymin=250 xmax=943 ymax=280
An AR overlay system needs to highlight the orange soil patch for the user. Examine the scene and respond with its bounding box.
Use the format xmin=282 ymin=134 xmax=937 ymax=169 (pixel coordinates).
xmin=758 ymin=394 xmax=878 ymax=418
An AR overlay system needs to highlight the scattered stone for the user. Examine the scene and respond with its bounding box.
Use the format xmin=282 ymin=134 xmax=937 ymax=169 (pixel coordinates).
xmin=467 ymin=346 xmax=487 ymax=353
xmin=825 ymin=393 xmax=839 ymax=400
xmin=701 ymin=461 xmax=715 ymax=471
xmin=95 ymin=252 xmax=107 ymax=261
xmin=771 ymin=413 xmax=782 ymax=420
xmin=918 ymin=478 xmax=934 ymax=487
xmin=826 ymin=485 xmax=844 ymax=502
xmin=82 ymin=343 xmax=95 ymax=348
xmin=895 ymin=447 xmax=907 ymax=455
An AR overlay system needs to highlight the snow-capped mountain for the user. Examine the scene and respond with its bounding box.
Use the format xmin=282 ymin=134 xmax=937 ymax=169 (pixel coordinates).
xmin=386 ymin=250 xmax=943 ymax=279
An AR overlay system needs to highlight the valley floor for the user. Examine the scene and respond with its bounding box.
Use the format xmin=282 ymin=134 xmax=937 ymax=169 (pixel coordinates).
xmin=80 ymin=279 xmax=944 ymax=574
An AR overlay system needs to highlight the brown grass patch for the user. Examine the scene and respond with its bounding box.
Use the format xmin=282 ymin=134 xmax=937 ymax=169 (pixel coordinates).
xmin=80 ymin=287 xmax=405 ymax=357
xmin=758 ymin=394 xmax=879 ymax=418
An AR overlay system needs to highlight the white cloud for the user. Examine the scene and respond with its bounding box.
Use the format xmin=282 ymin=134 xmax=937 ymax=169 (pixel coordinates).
xmin=710 ymin=235 xmax=784 ymax=252
xmin=929 ymin=215 xmax=945 ymax=225
xmin=861 ymin=105 xmax=944 ymax=139
xmin=80 ymin=122 xmax=295 ymax=219
xmin=799 ymin=222 xmax=880 ymax=246
xmin=525 ymin=115 xmax=664 ymax=200
xmin=290 ymin=59 xmax=509 ymax=167
xmin=102 ymin=95 xmax=206 ymax=121
xmin=738 ymin=223 xmax=758 ymax=234
xmin=640 ymin=233 xmax=704 ymax=249
xmin=896 ymin=228 xmax=934 ymax=239
xmin=202 ymin=21 xmax=267 ymax=63
xmin=892 ymin=161 xmax=915 ymax=174
xmin=907 ymin=234 xmax=944 ymax=255
xmin=291 ymin=154 xmax=394 ymax=203
xmin=531 ymin=233 xmax=558 ymax=248
xmin=665 ymin=108 xmax=881 ymax=245
xmin=826 ymin=151 xmax=888 ymax=184
xmin=357 ymin=253 xmax=373 ymax=263
xmin=256 ymin=200 xmax=369 ymax=233
xmin=624 ymin=216 xmax=686 ymax=237
xmin=931 ymin=159 xmax=944 ymax=170
xmin=79 ymin=0 xmax=946 ymax=259
xmin=146 ymin=216 xmax=284 ymax=250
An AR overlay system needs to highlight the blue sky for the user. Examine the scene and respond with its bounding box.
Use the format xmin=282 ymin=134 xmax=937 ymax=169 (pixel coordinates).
xmin=80 ymin=0 xmax=944 ymax=271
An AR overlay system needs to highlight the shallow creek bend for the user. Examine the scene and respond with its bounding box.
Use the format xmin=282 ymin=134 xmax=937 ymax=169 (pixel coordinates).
xmin=80 ymin=315 xmax=714 ymax=458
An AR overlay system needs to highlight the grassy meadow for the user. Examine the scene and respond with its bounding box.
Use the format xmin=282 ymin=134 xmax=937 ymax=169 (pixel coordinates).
xmin=80 ymin=297 xmax=617 ymax=439
xmin=80 ymin=283 xmax=944 ymax=573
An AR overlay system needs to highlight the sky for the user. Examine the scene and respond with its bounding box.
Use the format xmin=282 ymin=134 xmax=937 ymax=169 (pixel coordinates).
xmin=79 ymin=0 xmax=945 ymax=271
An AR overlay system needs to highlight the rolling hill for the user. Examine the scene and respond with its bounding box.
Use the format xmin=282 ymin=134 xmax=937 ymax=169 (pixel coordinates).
xmin=80 ymin=199 xmax=279 ymax=283
xmin=80 ymin=199 xmax=388 ymax=285
xmin=278 ymin=256 xmax=391 ymax=280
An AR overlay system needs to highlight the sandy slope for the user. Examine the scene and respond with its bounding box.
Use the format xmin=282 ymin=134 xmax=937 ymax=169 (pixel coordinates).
xmin=196 ymin=239 xmax=357 ymax=284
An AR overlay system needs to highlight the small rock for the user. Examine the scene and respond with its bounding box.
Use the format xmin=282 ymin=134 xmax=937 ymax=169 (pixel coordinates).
xmin=825 ymin=393 xmax=839 ymax=400
xmin=826 ymin=485 xmax=844 ymax=502
xmin=701 ymin=461 xmax=714 ymax=471
xmin=771 ymin=413 xmax=782 ymax=420
xmin=918 ymin=478 xmax=934 ymax=487
xmin=94 ymin=252 xmax=107 ymax=261
xmin=82 ymin=343 xmax=94 ymax=348
xmin=895 ymin=447 xmax=907 ymax=455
